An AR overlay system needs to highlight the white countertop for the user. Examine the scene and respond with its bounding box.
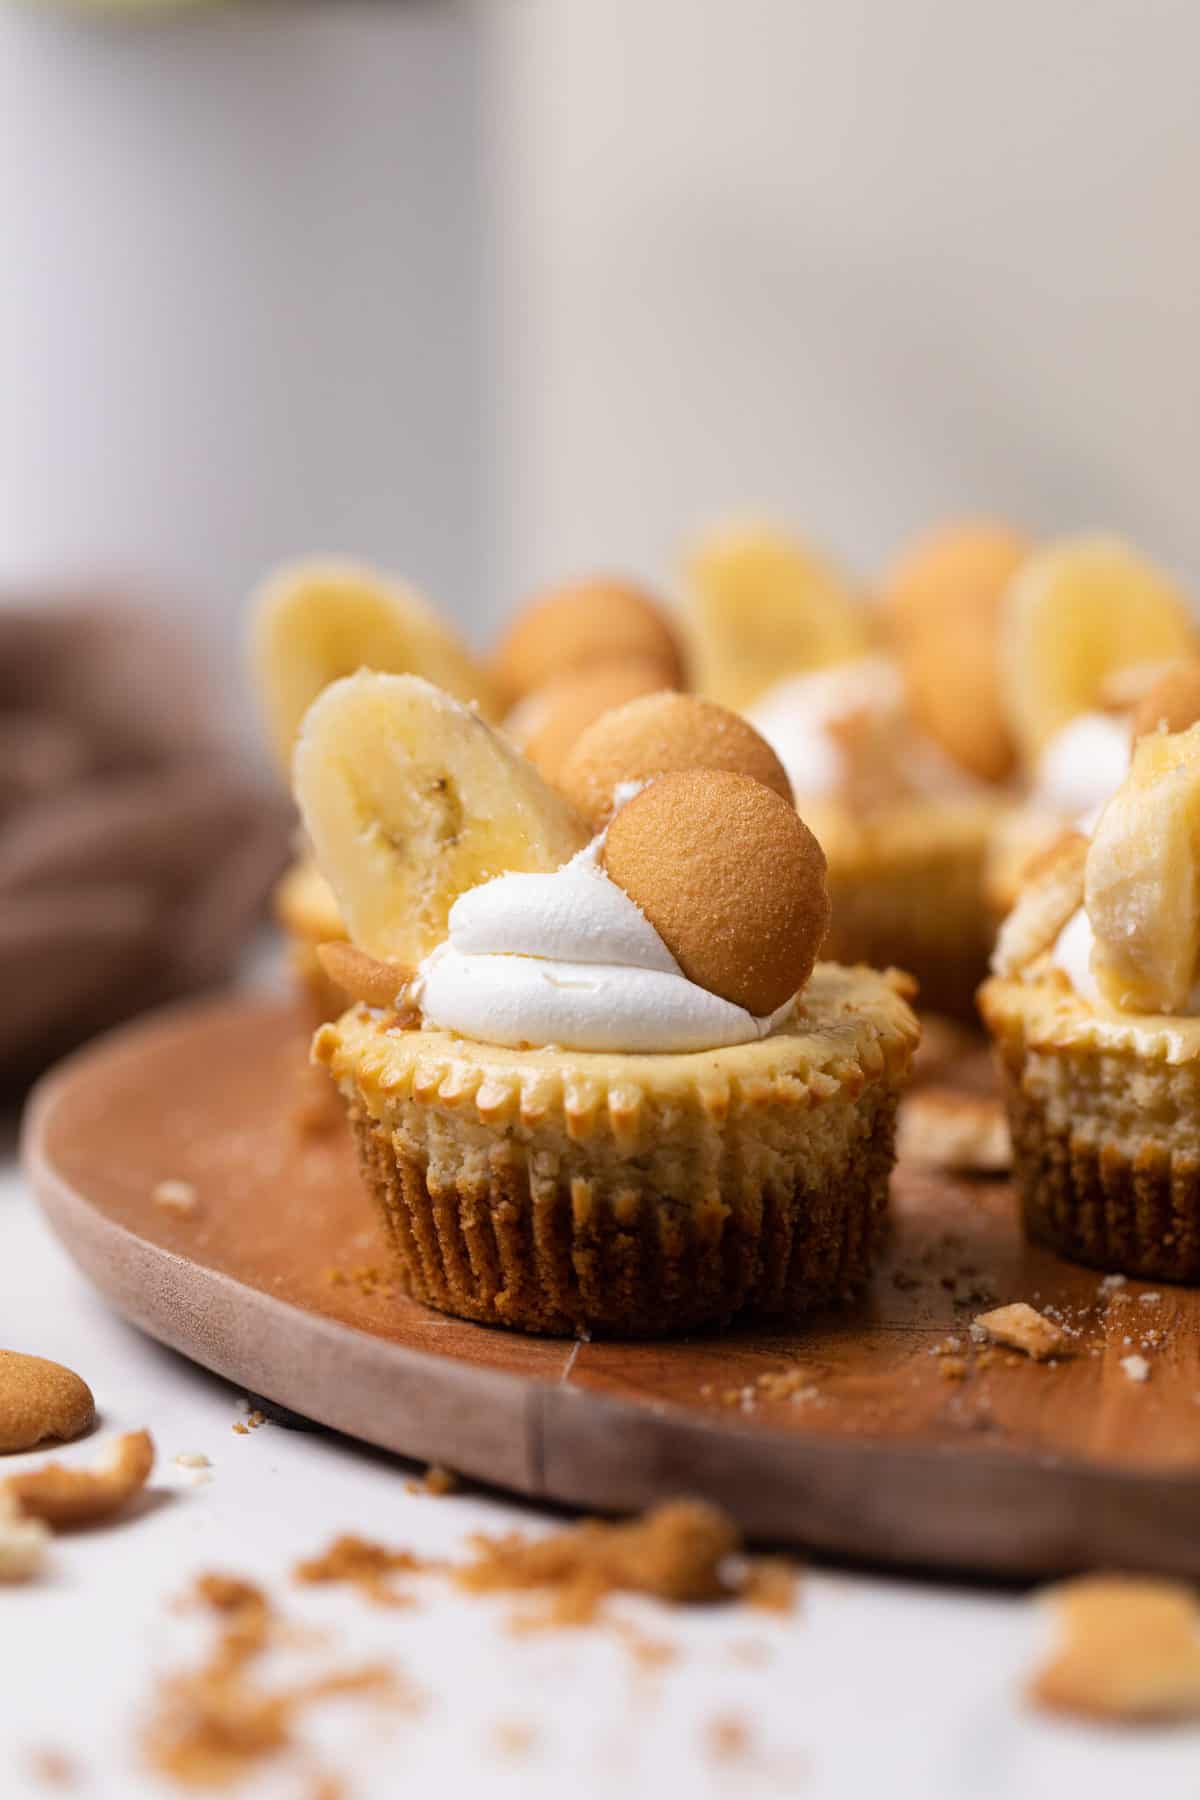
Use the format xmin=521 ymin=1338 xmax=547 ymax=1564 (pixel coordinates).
xmin=3 ymin=1128 xmax=1199 ymax=1799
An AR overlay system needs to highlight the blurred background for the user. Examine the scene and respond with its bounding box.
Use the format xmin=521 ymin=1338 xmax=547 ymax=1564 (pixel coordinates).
xmin=3 ymin=0 xmax=1199 ymax=750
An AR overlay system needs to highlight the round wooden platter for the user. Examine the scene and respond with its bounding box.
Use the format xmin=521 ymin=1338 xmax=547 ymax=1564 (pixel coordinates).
xmin=21 ymin=994 xmax=1200 ymax=1580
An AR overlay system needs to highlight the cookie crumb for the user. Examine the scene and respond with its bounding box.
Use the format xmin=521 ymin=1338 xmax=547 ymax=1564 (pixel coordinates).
xmin=754 ymin=1367 xmax=821 ymax=1404
xmin=144 ymin=1569 xmax=413 ymax=1788
xmin=293 ymin=1535 xmax=428 ymax=1608
xmin=24 ymin=1747 xmax=79 ymax=1788
xmin=705 ymin=1714 xmax=752 ymax=1761
xmin=152 ymin=1180 xmax=197 ymax=1217
xmin=1029 ymin=1576 xmax=1200 ymax=1721
xmin=405 ymin=1465 xmax=459 ymax=1498
xmin=743 ymin=1557 xmax=800 ymax=1614
xmin=897 ymin=1088 xmax=1010 ymax=1174
xmin=456 ymin=1500 xmax=795 ymax=1630
xmin=6 ymin=1430 xmax=154 ymax=1527
xmin=491 ymin=1720 xmax=538 ymax=1759
xmin=1120 ymin=1353 xmax=1151 ymax=1383
xmin=972 ymin=1302 xmax=1064 ymax=1361
xmin=0 ymin=1491 xmax=51 ymax=1582
xmin=174 ymin=1452 xmax=210 ymax=1470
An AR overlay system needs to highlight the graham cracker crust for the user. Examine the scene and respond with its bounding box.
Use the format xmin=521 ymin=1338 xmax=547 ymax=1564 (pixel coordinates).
xmin=349 ymin=1094 xmax=898 ymax=1337
xmin=1001 ymin=1070 xmax=1200 ymax=1283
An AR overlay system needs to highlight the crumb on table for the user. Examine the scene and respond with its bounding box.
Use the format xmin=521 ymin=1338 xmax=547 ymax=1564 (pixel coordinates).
xmin=1029 ymin=1575 xmax=1200 ymax=1721
xmin=152 ymin=1180 xmax=198 ymax=1217
xmin=972 ymin=1302 xmax=1065 ymax=1360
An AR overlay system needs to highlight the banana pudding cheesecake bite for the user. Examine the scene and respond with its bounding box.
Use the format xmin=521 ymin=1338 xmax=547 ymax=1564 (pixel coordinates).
xmin=982 ymin=723 xmax=1200 ymax=1282
xmin=685 ymin=521 xmax=1014 ymax=1020
xmin=981 ymin=535 xmax=1198 ymax=920
xmin=247 ymin=559 xmax=500 ymax=1017
xmin=299 ymin=673 xmax=918 ymax=1337
xmin=746 ymin=654 xmax=1001 ymax=1020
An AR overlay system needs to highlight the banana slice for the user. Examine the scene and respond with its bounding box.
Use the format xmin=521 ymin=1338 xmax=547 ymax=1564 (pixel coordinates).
xmin=684 ymin=522 xmax=871 ymax=711
xmin=294 ymin=672 xmax=588 ymax=964
xmin=991 ymin=832 xmax=1088 ymax=978
xmin=250 ymin=559 xmax=500 ymax=772
xmin=1086 ymin=725 xmax=1200 ymax=1013
xmin=1001 ymin=537 xmax=1197 ymax=766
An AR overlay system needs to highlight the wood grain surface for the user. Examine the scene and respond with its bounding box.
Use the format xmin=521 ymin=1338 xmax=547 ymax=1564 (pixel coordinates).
xmin=21 ymin=995 xmax=1200 ymax=1579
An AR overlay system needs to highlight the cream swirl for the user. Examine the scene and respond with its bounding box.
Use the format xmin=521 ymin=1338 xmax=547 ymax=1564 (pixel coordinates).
xmin=1051 ymin=904 xmax=1200 ymax=1015
xmin=414 ymin=841 xmax=795 ymax=1052
xmin=747 ymin=655 xmax=974 ymax=802
xmin=747 ymin=657 xmax=903 ymax=798
xmin=1049 ymin=906 xmax=1102 ymax=1006
xmin=1032 ymin=711 xmax=1131 ymax=824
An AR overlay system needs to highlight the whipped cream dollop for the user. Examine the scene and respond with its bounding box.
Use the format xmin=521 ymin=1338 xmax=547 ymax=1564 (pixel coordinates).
xmin=1049 ymin=906 xmax=1102 ymax=1006
xmin=415 ymin=841 xmax=795 ymax=1053
xmin=748 ymin=655 xmax=972 ymax=802
xmin=1032 ymin=712 xmax=1130 ymax=825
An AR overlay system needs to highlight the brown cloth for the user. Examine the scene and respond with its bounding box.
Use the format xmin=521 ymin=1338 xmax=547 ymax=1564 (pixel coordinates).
xmin=0 ymin=599 xmax=289 ymax=1084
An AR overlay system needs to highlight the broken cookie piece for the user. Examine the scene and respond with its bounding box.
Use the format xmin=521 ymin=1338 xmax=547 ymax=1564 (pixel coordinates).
xmin=0 ymin=1490 xmax=50 ymax=1582
xmin=971 ymin=1303 xmax=1064 ymax=1361
xmin=897 ymin=1088 xmax=1011 ymax=1174
xmin=1030 ymin=1576 xmax=1200 ymax=1722
xmin=5 ymin=1429 xmax=154 ymax=1527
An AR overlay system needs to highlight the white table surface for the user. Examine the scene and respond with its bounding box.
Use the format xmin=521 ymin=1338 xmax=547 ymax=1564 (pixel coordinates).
xmin=3 ymin=1070 xmax=1199 ymax=1800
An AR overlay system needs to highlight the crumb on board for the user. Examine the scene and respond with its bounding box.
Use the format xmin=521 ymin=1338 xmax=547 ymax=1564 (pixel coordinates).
xmin=152 ymin=1180 xmax=197 ymax=1217
xmin=972 ymin=1303 xmax=1065 ymax=1361
xmin=174 ymin=1452 xmax=211 ymax=1471
xmin=323 ymin=1265 xmax=396 ymax=1300
xmin=703 ymin=1366 xmax=824 ymax=1411
xmin=1120 ymin=1354 xmax=1151 ymax=1383
xmin=404 ymin=1465 xmax=459 ymax=1498
xmin=1029 ymin=1576 xmax=1200 ymax=1722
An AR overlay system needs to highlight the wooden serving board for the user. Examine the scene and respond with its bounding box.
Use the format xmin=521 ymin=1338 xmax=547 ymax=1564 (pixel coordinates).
xmin=22 ymin=995 xmax=1200 ymax=1580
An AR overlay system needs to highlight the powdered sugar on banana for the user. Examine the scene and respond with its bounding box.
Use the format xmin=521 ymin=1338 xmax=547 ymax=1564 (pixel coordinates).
xmin=414 ymin=840 xmax=795 ymax=1052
